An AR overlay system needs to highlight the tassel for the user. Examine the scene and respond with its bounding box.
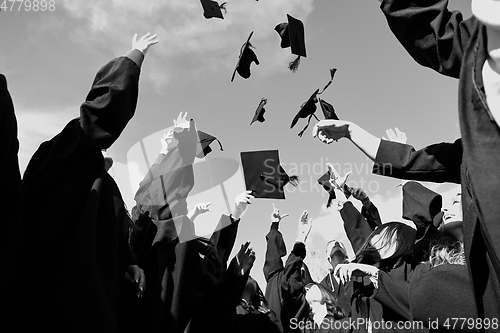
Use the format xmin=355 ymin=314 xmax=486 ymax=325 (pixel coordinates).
xmin=288 ymin=55 xmax=301 ymax=73
xmin=215 ymin=138 xmax=224 ymax=152
xmin=297 ymin=114 xmax=313 ymax=137
xmin=287 ymin=175 xmax=300 ymax=187
xmin=219 ymin=2 xmax=227 ymax=14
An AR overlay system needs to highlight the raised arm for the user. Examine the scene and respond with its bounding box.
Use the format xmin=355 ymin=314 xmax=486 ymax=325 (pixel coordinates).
xmin=380 ymin=0 xmax=476 ymax=78
xmin=313 ymin=120 xmax=462 ymax=184
xmin=263 ymin=206 xmax=289 ymax=282
xmin=80 ymin=33 xmax=158 ymax=149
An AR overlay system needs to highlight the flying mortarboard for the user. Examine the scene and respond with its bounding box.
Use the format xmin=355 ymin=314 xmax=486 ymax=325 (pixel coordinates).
xmin=232 ymin=31 xmax=260 ymax=82
xmin=318 ymin=98 xmax=339 ymax=120
xmin=317 ymin=171 xmax=352 ymax=208
xmin=291 ymin=68 xmax=339 ymax=136
xmin=250 ymin=98 xmax=267 ymax=125
xmin=200 ymin=0 xmax=227 ymax=20
xmin=240 ymin=150 xmax=299 ymax=199
xmin=274 ymin=14 xmax=306 ymax=72
xmin=196 ymin=131 xmax=224 ymax=158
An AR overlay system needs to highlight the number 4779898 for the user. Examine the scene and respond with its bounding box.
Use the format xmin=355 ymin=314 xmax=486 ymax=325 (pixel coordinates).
xmin=0 ymin=0 xmax=56 ymax=12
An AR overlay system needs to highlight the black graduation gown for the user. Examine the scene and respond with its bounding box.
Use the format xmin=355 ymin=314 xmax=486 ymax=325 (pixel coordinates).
xmin=337 ymin=201 xmax=429 ymax=333
xmin=5 ymin=53 xmax=142 ymax=333
xmin=372 ymin=137 xmax=500 ymax=323
xmin=380 ymin=0 xmax=500 ymax=325
xmin=264 ymin=224 xmax=314 ymax=333
xmin=0 ymin=74 xmax=22 ymax=298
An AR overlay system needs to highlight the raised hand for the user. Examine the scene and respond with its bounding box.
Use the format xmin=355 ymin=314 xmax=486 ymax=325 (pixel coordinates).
xmin=125 ymin=265 xmax=146 ymax=298
xmin=232 ymin=190 xmax=254 ymax=220
xmin=312 ymin=120 xmax=352 ymax=144
xmin=334 ymin=263 xmax=379 ymax=285
xmin=297 ymin=210 xmax=313 ymax=243
xmin=233 ymin=241 xmax=256 ymax=277
xmin=327 ymin=163 xmax=351 ymax=190
xmin=194 ymin=202 xmax=212 ymax=215
xmin=271 ymin=204 xmax=289 ymax=223
xmin=351 ymin=188 xmax=369 ymax=202
xmin=383 ymin=127 xmax=407 ymax=144
xmin=173 ymin=111 xmax=190 ymax=132
xmin=160 ymin=129 xmax=174 ymax=154
xmin=132 ymin=32 xmax=159 ymax=55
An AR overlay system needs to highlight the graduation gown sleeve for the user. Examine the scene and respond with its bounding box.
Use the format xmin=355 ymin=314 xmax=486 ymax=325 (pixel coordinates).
xmin=361 ymin=201 xmax=383 ymax=231
xmin=340 ymin=202 xmax=375 ymax=254
xmin=372 ymin=139 xmax=462 ymax=184
xmin=210 ymin=214 xmax=240 ymax=267
xmin=380 ymin=0 xmax=476 ymax=78
xmin=264 ymin=224 xmax=287 ymax=282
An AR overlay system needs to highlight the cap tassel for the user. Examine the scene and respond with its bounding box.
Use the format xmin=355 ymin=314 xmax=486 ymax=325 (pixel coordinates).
xmin=288 ymin=55 xmax=301 ymax=73
xmin=298 ymin=113 xmax=319 ymax=137
xmin=219 ymin=2 xmax=227 ymax=14
xmin=215 ymin=138 xmax=224 ymax=152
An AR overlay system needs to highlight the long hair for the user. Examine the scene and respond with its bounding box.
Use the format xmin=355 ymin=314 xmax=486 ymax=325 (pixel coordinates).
xmin=304 ymin=283 xmax=346 ymax=320
xmin=355 ymin=222 xmax=416 ymax=271
xmin=429 ymin=234 xmax=465 ymax=268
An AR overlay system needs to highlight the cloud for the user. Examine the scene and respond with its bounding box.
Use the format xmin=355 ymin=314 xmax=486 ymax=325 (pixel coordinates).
xmin=57 ymin=0 xmax=316 ymax=88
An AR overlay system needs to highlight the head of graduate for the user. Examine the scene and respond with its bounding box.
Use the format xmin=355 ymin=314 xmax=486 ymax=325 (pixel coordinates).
xmin=326 ymin=240 xmax=348 ymax=271
xmin=355 ymin=222 xmax=416 ymax=271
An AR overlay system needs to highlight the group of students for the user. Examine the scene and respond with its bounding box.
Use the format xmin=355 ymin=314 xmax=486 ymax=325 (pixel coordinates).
xmin=1 ymin=0 xmax=500 ymax=332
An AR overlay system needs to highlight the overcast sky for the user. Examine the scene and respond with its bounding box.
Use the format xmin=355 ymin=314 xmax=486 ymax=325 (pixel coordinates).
xmin=1 ymin=0 xmax=469 ymax=289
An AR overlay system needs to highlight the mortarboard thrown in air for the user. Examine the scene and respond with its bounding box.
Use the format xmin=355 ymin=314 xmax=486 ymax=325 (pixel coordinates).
xmin=196 ymin=130 xmax=224 ymax=158
xmin=232 ymin=31 xmax=259 ymax=82
xmin=240 ymin=150 xmax=299 ymax=199
xmin=275 ymin=14 xmax=306 ymax=72
xmin=317 ymin=170 xmax=352 ymax=208
xmin=200 ymin=0 xmax=227 ymax=19
xmin=250 ymin=98 xmax=267 ymax=125
xmin=291 ymin=68 xmax=339 ymax=136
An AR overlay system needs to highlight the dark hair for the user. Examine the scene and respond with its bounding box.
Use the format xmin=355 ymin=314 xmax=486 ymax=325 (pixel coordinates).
xmin=304 ymin=283 xmax=346 ymax=319
xmin=355 ymin=222 xmax=416 ymax=271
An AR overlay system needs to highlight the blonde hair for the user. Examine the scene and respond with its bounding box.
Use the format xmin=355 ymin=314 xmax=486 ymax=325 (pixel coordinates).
xmin=429 ymin=237 xmax=465 ymax=268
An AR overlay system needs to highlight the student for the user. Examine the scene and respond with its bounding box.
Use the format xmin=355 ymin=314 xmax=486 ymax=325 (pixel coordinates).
xmin=312 ymin=117 xmax=499 ymax=322
xmin=4 ymin=32 xmax=159 ymax=333
xmin=264 ymin=206 xmax=314 ymax=333
xmin=376 ymin=0 xmax=500 ymax=323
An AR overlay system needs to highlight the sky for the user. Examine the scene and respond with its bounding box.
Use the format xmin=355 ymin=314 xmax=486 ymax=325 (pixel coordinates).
xmin=1 ymin=0 xmax=470 ymax=290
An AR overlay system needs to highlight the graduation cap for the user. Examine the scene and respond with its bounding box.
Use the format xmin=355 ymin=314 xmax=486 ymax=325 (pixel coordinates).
xmin=318 ymin=98 xmax=339 ymax=120
xmin=196 ymin=131 xmax=224 ymax=158
xmin=291 ymin=68 xmax=339 ymax=136
xmin=275 ymin=14 xmax=306 ymax=72
xmin=240 ymin=150 xmax=299 ymax=199
xmin=200 ymin=0 xmax=227 ymax=19
xmin=231 ymin=31 xmax=259 ymax=82
xmin=317 ymin=171 xmax=352 ymax=208
xmin=291 ymin=89 xmax=320 ymax=137
xmin=250 ymin=98 xmax=267 ymax=125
